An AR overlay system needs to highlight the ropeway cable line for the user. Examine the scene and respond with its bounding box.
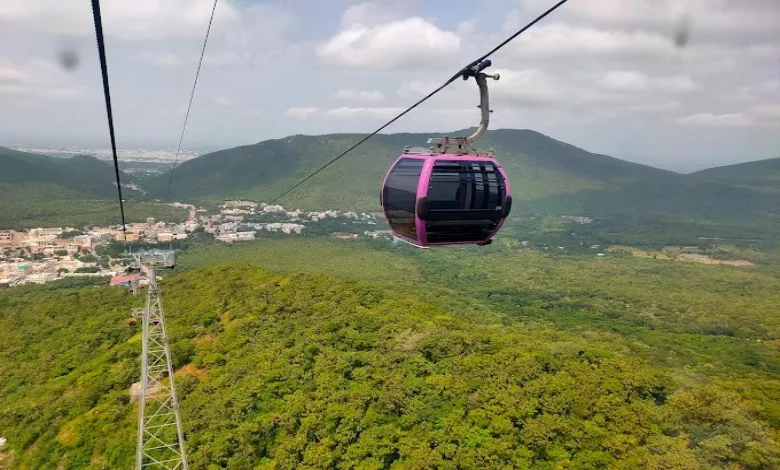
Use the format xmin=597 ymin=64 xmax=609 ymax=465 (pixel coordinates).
xmin=91 ymin=0 xmax=128 ymax=249
xmin=164 ymin=0 xmax=219 ymax=203
xmin=268 ymin=0 xmax=570 ymax=205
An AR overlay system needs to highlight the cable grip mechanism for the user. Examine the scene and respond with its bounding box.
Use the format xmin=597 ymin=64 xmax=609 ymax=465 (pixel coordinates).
xmin=426 ymin=59 xmax=499 ymax=155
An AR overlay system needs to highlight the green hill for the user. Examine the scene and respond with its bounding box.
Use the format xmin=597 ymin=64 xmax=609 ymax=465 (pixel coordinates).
xmin=141 ymin=129 xmax=778 ymax=241
xmin=1 ymin=258 xmax=779 ymax=468
xmin=144 ymin=129 xmax=670 ymax=209
xmin=0 ymin=147 xmax=185 ymax=229
xmin=0 ymin=147 xmax=137 ymax=197
xmin=517 ymin=155 xmax=780 ymax=239
xmin=691 ymin=157 xmax=780 ymax=193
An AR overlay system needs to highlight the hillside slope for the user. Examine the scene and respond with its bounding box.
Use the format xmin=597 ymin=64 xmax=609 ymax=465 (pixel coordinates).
xmin=144 ymin=129 xmax=669 ymax=209
xmin=691 ymin=157 xmax=780 ymax=193
xmin=0 ymin=148 xmax=185 ymax=228
xmin=0 ymin=147 xmax=136 ymax=197
xmin=142 ymin=129 xmax=779 ymax=237
xmin=1 ymin=263 xmax=778 ymax=469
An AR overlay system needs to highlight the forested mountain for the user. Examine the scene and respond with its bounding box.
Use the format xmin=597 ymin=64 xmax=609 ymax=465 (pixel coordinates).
xmin=691 ymin=157 xmax=780 ymax=193
xmin=0 ymin=146 xmax=136 ymax=196
xmin=143 ymin=129 xmax=671 ymax=209
xmin=0 ymin=147 xmax=184 ymax=229
xmin=142 ymin=129 xmax=778 ymax=234
xmin=2 ymin=257 xmax=779 ymax=469
xmin=3 ymin=133 xmax=777 ymax=232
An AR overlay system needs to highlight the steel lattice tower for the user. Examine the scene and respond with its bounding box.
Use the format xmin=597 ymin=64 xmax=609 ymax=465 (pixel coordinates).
xmin=132 ymin=251 xmax=188 ymax=470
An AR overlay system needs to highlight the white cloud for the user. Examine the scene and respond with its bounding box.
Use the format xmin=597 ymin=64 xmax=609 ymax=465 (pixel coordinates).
xmin=242 ymin=109 xmax=264 ymax=120
xmin=333 ymin=89 xmax=385 ymax=102
xmin=653 ymin=75 xmax=698 ymax=93
xmin=601 ymin=71 xmax=698 ymax=94
xmin=397 ymin=80 xmax=442 ymax=99
xmin=750 ymin=104 xmax=780 ymax=124
xmin=203 ymin=51 xmax=252 ymax=67
xmin=340 ymin=2 xmax=402 ymax=29
xmin=0 ymin=58 xmax=83 ymax=100
xmin=325 ymin=106 xmax=406 ymax=118
xmin=213 ymin=95 xmax=235 ymax=107
xmin=0 ymin=65 xmax=27 ymax=83
xmin=676 ymin=113 xmax=753 ymax=127
xmin=317 ymin=16 xmax=461 ymax=69
xmin=626 ymin=101 xmax=681 ymax=113
xmin=134 ymin=52 xmax=180 ymax=67
xmin=505 ymin=23 xmax=675 ymax=59
xmin=0 ymin=0 xmax=241 ymax=40
xmin=0 ymin=83 xmax=83 ymax=100
xmin=676 ymin=102 xmax=780 ymax=128
xmin=522 ymin=0 xmax=780 ymax=38
xmin=491 ymin=69 xmax=564 ymax=107
xmin=286 ymin=107 xmax=320 ymax=118
xmin=602 ymin=71 xmax=649 ymax=91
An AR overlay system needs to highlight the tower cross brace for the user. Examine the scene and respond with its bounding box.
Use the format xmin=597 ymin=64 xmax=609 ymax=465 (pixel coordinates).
xmin=132 ymin=251 xmax=188 ymax=470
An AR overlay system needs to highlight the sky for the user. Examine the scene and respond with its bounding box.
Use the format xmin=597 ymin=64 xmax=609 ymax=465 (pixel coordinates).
xmin=0 ymin=0 xmax=778 ymax=173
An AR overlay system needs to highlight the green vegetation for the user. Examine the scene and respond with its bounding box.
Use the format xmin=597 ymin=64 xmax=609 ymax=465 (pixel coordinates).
xmin=691 ymin=157 xmax=780 ymax=193
xmin=0 ymin=183 xmax=186 ymax=229
xmin=0 ymin=147 xmax=138 ymax=197
xmin=141 ymin=129 xmax=778 ymax=243
xmin=0 ymin=147 xmax=186 ymax=228
xmin=4 ymin=133 xmax=778 ymax=241
xmin=0 ymin=145 xmax=233 ymax=228
xmin=2 ymin=133 xmax=779 ymax=468
xmin=1 ymin=235 xmax=778 ymax=469
xmin=143 ymin=129 xmax=667 ymax=210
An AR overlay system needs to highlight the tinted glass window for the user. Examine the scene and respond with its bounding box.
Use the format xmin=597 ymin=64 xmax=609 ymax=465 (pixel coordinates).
xmin=425 ymin=160 xmax=506 ymax=243
xmin=427 ymin=161 xmax=505 ymax=211
xmin=382 ymin=157 xmax=424 ymax=238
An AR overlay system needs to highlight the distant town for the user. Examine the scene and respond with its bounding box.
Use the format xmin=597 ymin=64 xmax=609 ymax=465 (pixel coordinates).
xmin=8 ymin=146 xmax=203 ymax=165
xmin=0 ymin=200 xmax=392 ymax=288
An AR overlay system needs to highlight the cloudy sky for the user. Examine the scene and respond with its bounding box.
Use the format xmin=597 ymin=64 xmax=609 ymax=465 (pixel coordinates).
xmin=0 ymin=0 xmax=778 ymax=172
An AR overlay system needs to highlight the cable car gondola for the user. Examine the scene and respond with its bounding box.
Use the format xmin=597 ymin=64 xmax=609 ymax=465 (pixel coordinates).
xmin=380 ymin=60 xmax=512 ymax=247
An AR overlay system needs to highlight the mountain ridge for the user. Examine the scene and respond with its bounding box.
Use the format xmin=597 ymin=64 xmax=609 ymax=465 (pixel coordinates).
xmin=0 ymin=147 xmax=185 ymax=229
xmin=0 ymin=146 xmax=138 ymax=195
xmin=3 ymin=132 xmax=777 ymax=232
xmin=142 ymin=128 xmax=679 ymax=209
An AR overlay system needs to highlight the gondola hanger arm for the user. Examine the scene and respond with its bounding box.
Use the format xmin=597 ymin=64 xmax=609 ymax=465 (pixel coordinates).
xmin=463 ymin=60 xmax=500 ymax=145
xmin=427 ymin=59 xmax=499 ymax=154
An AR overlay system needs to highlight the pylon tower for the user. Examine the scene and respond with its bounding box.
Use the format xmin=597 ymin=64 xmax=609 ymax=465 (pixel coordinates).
xmin=133 ymin=251 xmax=188 ymax=470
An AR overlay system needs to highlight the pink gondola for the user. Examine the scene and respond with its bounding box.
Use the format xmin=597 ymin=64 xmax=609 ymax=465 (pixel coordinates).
xmin=380 ymin=60 xmax=512 ymax=247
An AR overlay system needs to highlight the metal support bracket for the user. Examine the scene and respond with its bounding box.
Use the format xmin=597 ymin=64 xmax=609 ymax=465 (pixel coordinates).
xmin=425 ymin=59 xmax=499 ymax=156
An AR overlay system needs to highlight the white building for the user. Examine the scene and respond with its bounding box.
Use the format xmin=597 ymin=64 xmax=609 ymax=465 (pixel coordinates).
xmin=30 ymin=227 xmax=63 ymax=238
xmin=26 ymin=272 xmax=57 ymax=284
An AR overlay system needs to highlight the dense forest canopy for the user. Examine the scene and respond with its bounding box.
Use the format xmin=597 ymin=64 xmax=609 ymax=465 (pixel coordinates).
xmin=1 ymin=239 xmax=778 ymax=468
xmin=2 ymin=131 xmax=779 ymax=469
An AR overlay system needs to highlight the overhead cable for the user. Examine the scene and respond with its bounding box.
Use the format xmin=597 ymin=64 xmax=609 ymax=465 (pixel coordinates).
xmin=163 ymin=0 xmax=219 ymax=203
xmin=91 ymin=0 xmax=128 ymax=249
xmin=269 ymin=0 xmax=570 ymax=205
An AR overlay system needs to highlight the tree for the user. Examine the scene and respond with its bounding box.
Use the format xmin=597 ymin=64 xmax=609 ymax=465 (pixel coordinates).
xmin=59 ymin=230 xmax=83 ymax=239
xmin=75 ymin=266 xmax=100 ymax=273
xmin=80 ymin=254 xmax=98 ymax=263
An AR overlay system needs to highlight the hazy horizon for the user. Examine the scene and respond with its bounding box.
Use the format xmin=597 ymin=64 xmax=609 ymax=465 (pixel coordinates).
xmin=3 ymin=127 xmax=777 ymax=175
